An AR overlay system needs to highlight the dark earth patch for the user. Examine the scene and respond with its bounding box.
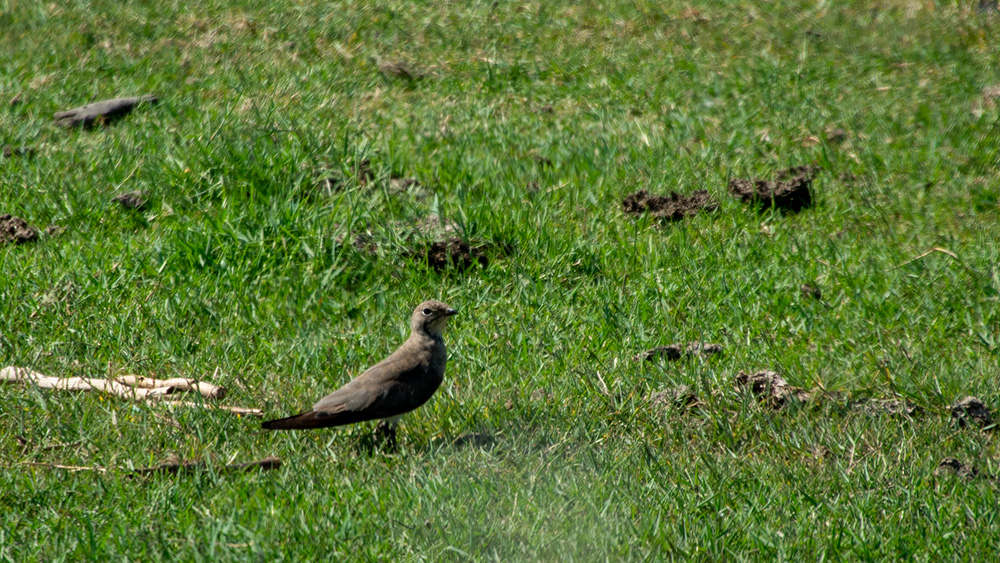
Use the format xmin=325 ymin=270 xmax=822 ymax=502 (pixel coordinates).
xmin=728 ymin=166 xmax=817 ymax=212
xmin=377 ymin=60 xmax=426 ymax=81
xmin=622 ymin=190 xmax=718 ymax=221
xmin=416 ymin=238 xmax=490 ymax=271
xmin=800 ymin=283 xmax=822 ymax=300
xmin=824 ymin=126 xmax=849 ymax=144
xmin=934 ymin=458 xmax=982 ymax=481
xmin=735 ymin=371 xmax=810 ymax=408
xmin=112 ymin=191 xmax=148 ymax=210
xmin=54 ymin=95 xmax=157 ymax=128
xmin=951 ymin=396 xmax=994 ymax=429
xmin=0 ymin=214 xmax=38 ymax=245
xmin=634 ymin=342 xmax=723 ymax=362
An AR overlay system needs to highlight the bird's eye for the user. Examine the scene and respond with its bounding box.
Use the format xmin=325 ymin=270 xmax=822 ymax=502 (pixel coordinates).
xmin=422 ymin=308 xmax=433 ymax=316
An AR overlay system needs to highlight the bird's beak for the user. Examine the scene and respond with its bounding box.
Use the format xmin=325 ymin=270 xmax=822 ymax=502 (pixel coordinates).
xmin=445 ymin=308 xmax=458 ymax=317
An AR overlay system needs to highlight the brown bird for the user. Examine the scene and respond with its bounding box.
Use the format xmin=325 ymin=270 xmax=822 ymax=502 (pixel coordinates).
xmin=262 ymin=300 xmax=457 ymax=442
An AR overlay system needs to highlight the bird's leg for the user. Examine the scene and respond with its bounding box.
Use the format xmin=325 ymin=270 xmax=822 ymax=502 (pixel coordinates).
xmin=375 ymin=416 xmax=401 ymax=450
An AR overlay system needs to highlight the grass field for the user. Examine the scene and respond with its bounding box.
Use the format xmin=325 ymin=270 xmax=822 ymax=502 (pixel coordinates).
xmin=2 ymin=0 xmax=1000 ymax=560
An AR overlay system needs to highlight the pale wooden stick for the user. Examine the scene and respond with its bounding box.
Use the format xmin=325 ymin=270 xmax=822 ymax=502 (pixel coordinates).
xmin=2 ymin=366 xmax=258 ymax=416
xmin=890 ymin=246 xmax=959 ymax=270
xmin=161 ymin=401 xmax=264 ymax=417
xmin=21 ymin=461 xmax=108 ymax=473
xmin=116 ymin=375 xmax=226 ymax=400
xmin=1 ymin=367 xmax=171 ymax=399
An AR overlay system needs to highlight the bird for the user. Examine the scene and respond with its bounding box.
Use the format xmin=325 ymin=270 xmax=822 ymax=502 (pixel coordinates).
xmin=262 ymin=300 xmax=457 ymax=445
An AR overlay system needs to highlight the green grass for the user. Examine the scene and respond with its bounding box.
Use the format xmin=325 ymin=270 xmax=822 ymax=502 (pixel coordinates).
xmin=2 ymin=0 xmax=1000 ymax=560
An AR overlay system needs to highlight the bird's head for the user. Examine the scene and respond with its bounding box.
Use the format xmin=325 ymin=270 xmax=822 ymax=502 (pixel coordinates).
xmin=411 ymin=300 xmax=457 ymax=337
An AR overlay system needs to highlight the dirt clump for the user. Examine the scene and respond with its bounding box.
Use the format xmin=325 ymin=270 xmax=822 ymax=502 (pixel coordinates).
xmin=735 ymin=371 xmax=810 ymax=408
xmin=0 ymin=214 xmax=38 ymax=245
xmin=112 ymin=191 xmax=148 ymax=210
xmin=951 ymin=396 xmax=994 ymax=429
xmin=934 ymin=458 xmax=981 ymax=481
xmin=728 ymin=166 xmax=817 ymax=212
xmin=634 ymin=342 xmax=723 ymax=362
xmin=416 ymin=238 xmax=489 ymax=271
xmin=622 ymin=190 xmax=718 ymax=221
xmin=800 ymin=283 xmax=822 ymax=300
xmin=377 ymin=60 xmax=426 ymax=81
xmin=824 ymin=126 xmax=849 ymax=144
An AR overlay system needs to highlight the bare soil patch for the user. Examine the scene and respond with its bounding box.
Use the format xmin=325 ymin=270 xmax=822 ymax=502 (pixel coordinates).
xmin=377 ymin=60 xmax=426 ymax=81
xmin=112 ymin=191 xmax=148 ymax=210
xmin=735 ymin=371 xmax=810 ymax=408
xmin=800 ymin=283 xmax=822 ymax=300
xmin=0 ymin=214 xmax=38 ymax=245
xmin=728 ymin=166 xmax=817 ymax=212
xmin=416 ymin=238 xmax=490 ymax=271
xmin=824 ymin=126 xmax=849 ymax=144
xmin=951 ymin=396 xmax=994 ymax=429
xmin=634 ymin=342 xmax=723 ymax=362
xmin=934 ymin=458 xmax=982 ymax=481
xmin=622 ymin=190 xmax=718 ymax=221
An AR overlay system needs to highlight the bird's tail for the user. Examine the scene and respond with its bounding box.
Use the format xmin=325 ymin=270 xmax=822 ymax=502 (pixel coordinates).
xmin=261 ymin=412 xmax=312 ymax=430
xmin=261 ymin=410 xmax=336 ymax=430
